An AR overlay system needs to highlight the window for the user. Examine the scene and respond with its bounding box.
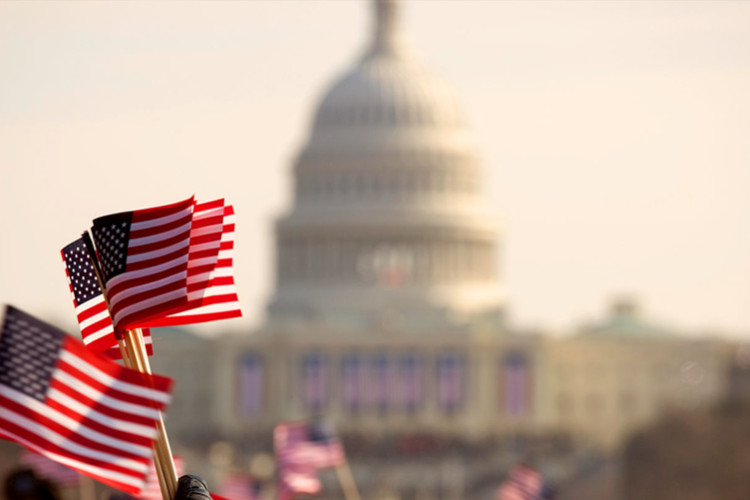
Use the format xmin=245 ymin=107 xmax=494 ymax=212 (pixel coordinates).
xmin=500 ymin=353 xmax=533 ymax=417
xmin=399 ymin=353 xmax=424 ymax=413
xmin=237 ymin=353 xmax=265 ymax=417
xmin=301 ymin=352 xmax=329 ymax=412
xmin=341 ymin=353 xmax=366 ymax=413
xmin=436 ymin=351 xmax=466 ymax=414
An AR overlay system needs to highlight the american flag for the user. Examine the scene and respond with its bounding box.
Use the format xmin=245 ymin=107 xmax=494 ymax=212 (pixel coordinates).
xmin=342 ymin=354 xmax=364 ymax=411
xmin=437 ymin=352 xmax=465 ymax=412
xmin=61 ymin=238 xmax=153 ymax=360
xmin=146 ymin=202 xmax=242 ymax=327
xmin=19 ymin=449 xmax=80 ymax=487
xmin=238 ymin=354 xmax=264 ymax=417
xmin=371 ymin=354 xmax=389 ymax=410
xmin=496 ymin=464 xmax=544 ymax=500
xmin=503 ymin=354 xmax=531 ymax=416
xmin=218 ymin=472 xmax=260 ymax=500
xmin=0 ymin=306 xmax=173 ymax=496
xmin=274 ymin=421 xmax=345 ymax=500
xmin=91 ymin=197 xmax=194 ymax=331
xmin=301 ymin=353 xmax=327 ymax=411
xmin=400 ymin=354 xmax=422 ymax=411
xmin=138 ymin=455 xmax=185 ymax=500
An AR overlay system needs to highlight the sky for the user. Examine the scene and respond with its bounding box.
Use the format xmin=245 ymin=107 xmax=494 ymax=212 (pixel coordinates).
xmin=0 ymin=1 xmax=748 ymax=338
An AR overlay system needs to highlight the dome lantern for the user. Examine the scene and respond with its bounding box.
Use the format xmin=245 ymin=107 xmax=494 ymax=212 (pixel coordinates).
xmin=370 ymin=0 xmax=404 ymax=56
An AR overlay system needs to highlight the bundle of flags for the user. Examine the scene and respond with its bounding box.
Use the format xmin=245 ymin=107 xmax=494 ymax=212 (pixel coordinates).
xmin=0 ymin=305 xmax=173 ymax=495
xmin=274 ymin=420 xmax=346 ymax=500
xmin=0 ymin=196 xmax=244 ymax=500
xmin=60 ymin=197 xmax=241 ymax=358
xmin=61 ymin=238 xmax=153 ymax=359
xmin=496 ymin=464 xmax=556 ymax=500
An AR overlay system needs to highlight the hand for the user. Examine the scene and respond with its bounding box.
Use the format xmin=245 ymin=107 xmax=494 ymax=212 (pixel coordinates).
xmin=174 ymin=475 xmax=212 ymax=500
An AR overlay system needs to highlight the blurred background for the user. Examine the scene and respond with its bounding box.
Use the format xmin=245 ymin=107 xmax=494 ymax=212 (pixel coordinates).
xmin=1 ymin=1 xmax=749 ymax=499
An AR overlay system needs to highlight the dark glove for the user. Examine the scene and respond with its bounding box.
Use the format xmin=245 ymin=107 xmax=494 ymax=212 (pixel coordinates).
xmin=174 ymin=475 xmax=212 ymax=500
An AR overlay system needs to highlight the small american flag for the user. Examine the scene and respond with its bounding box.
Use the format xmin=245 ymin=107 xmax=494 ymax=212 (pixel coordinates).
xmin=218 ymin=472 xmax=260 ymax=500
xmin=301 ymin=353 xmax=327 ymax=411
xmin=496 ymin=464 xmax=544 ymax=500
xmin=275 ymin=421 xmax=345 ymax=500
xmin=91 ymin=197 xmax=194 ymax=331
xmin=0 ymin=305 xmax=173 ymax=496
xmin=61 ymin=238 xmax=153 ymax=360
xmin=146 ymin=202 xmax=242 ymax=327
xmin=371 ymin=354 xmax=389 ymax=410
xmin=503 ymin=354 xmax=532 ymax=416
xmin=238 ymin=354 xmax=264 ymax=417
xmin=342 ymin=354 xmax=364 ymax=411
xmin=276 ymin=469 xmax=320 ymax=500
xmin=437 ymin=352 xmax=465 ymax=412
xmin=400 ymin=354 xmax=422 ymax=411
xmin=19 ymin=449 xmax=80 ymax=487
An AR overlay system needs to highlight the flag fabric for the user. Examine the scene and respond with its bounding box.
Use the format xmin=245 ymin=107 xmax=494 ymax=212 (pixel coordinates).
xmin=342 ymin=354 xmax=364 ymax=411
xmin=218 ymin=472 xmax=260 ymax=500
xmin=19 ymin=449 xmax=80 ymax=487
xmin=301 ymin=354 xmax=327 ymax=411
xmin=437 ymin=352 xmax=465 ymax=412
xmin=0 ymin=305 xmax=173 ymax=496
xmin=146 ymin=202 xmax=242 ymax=327
xmin=139 ymin=455 xmax=185 ymax=500
xmin=502 ymin=353 xmax=532 ymax=416
xmin=400 ymin=354 xmax=422 ymax=411
xmin=91 ymin=197 xmax=194 ymax=331
xmin=61 ymin=238 xmax=153 ymax=360
xmin=274 ymin=421 xmax=345 ymax=500
xmin=238 ymin=354 xmax=264 ymax=417
xmin=276 ymin=469 xmax=321 ymax=500
xmin=371 ymin=354 xmax=389 ymax=410
xmin=496 ymin=464 xmax=544 ymax=500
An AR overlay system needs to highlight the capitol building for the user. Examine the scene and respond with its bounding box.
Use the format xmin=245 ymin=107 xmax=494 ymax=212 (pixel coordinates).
xmin=152 ymin=0 xmax=733 ymax=490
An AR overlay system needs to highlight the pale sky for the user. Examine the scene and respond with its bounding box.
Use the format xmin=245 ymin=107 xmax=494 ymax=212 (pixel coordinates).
xmin=1 ymin=1 xmax=748 ymax=338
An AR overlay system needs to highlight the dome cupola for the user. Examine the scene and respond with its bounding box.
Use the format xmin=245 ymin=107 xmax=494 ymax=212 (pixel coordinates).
xmin=268 ymin=0 xmax=505 ymax=332
xmin=312 ymin=0 xmax=465 ymax=132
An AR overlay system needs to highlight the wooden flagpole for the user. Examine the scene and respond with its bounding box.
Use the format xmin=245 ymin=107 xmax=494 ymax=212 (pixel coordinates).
xmin=78 ymin=473 xmax=96 ymax=500
xmin=334 ymin=458 xmax=361 ymax=500
xmin=81 ymin=232 xmax=178 ymax=500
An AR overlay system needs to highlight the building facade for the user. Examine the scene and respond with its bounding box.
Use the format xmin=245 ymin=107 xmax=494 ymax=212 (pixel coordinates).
xmin=153 ymin=0 xmax=733 ymax=459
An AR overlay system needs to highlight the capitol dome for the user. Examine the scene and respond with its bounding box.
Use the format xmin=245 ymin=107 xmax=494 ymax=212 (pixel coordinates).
xmin=311 ymin=23 xmax=465 ymax=132
xmin=267 ymin=0 xmax=505 ymax=332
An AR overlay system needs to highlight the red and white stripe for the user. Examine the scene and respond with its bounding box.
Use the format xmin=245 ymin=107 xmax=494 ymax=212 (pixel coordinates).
xmin=274 ymin=422 xmax=345 ymax=499
xmin=148 ymin=203 xmax=242 ymax=327
xmin=0 ymin=336 xmax=172 ymax=495
xmin=275 ymin=422 xmax=324 ymax=500
xmin=276 ymin=469 xmax=321 ymax=500
xmin=104 ymin=197 xmax=194 ymax=331
xmin=61 ymin=260 xmax=152 ymax=360
xmin=437 ymin=354 xmax=464 ymax=410
xmin=496 ymin=464 xmax=543 ymax=500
